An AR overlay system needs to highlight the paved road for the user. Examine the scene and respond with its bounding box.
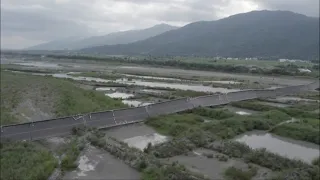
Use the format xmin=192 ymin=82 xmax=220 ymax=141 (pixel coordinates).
xmin=1 ymin=81 xmax=318 ymax=141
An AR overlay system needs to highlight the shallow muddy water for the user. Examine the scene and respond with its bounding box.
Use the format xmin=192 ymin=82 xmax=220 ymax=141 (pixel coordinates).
xmin=208 ymin=80 xmax=241 ymax=84
xmin=95 ymin=87 xmax=118 ymax=91
xmin=115 ymin=78 xmax=240 ymax=93
xmin=224 ymin=106 xmax=257 ymax=115
xmin=141 ymin=89 xmax=168 ymax=94
xmin=122 ymin=100 xmax=152 ymax=107
xmin=52 ymin=73 xmax=112 ymax=83
xmin=272 ymin=96 xmax=319 ymax=103
xmin=105 ymin=92 xmax=134 ymax=99
xmin=234 ymin=131 xmax=320 ymax=163
xmin=123 ymin=133 xmax=168 ymax=150
xmin=63 ymin=145 xmax=140 ymax=180
xmin=13 ymin=61 xmax=61 ymax=68
xmin=122 ymin=74 xmax=182 ymax=81
xmin=31 ymin=72 xmax=240 ymax=93
xmin=105 ymin=123 xmax=168 ymax=151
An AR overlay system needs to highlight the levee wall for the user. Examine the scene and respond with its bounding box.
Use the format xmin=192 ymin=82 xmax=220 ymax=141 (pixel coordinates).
xmin=1 ymin=82 xmax=318 ymax=141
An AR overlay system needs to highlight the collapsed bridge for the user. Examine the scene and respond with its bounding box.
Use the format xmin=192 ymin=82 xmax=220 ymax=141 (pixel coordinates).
xmin=1 ymin=82 xmax=318 ymax=141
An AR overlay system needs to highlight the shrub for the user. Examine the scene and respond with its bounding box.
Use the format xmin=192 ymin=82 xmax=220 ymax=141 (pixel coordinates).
xmin=207 ymin=141 xmax=251 ymax=158
xmin=205 ymin=153 xmax=214 ymax=158
xmin=244 ymin=148 xmax=308 ymax=171
xmin=231 ymin=101 xmax=275 ymax=111
xmin=262 ymin=110 xmax=291 ymax=124
xmin=138 ymin=160 xmax=148 ymax=171
xmin=215 ymin=154 xmax=228 ymax=161
xmin=60 ymin=139 xmax=82 ymax=172
xmin=0 ymin=142 xmax=57 ymax=180
xmin=312 ymin=157 xmax=320 ymax=166
xmin=72 ymin=126 xmax=86 ymax=136
xmin=271 ymin=123 xmax=320 ymax=145
xmin=144 ymin=143 xmax=153 ymax=153
xmin=149 ymin=138 xmax=196 ymax=158
xmin=190 ymin=107 xmax=235 ymax=120
xmin=272 ymin=167 xmax=320 ymax=180
xmin=224 ymin=166 xmax=257 ymax=180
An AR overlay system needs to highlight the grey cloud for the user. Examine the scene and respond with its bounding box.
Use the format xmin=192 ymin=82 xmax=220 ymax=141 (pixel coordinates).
xmin=1 ymin=0 xmax=318 ymax=49
xmin=253 ymin=0 xmax=319 ymax=17
xmin=1 ymin=8 xmax=94 ymax=40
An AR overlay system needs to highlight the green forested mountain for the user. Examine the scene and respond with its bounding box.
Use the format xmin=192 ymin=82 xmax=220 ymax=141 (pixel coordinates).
xmin=81 ymin=10 xmax=319 ymax=60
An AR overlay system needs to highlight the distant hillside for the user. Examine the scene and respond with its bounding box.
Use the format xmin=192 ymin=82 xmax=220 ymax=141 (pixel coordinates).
xmin=26 ymin=24 xmax=178 ymax=50
xmin=81 ymin=10 xmax=319 ymax=60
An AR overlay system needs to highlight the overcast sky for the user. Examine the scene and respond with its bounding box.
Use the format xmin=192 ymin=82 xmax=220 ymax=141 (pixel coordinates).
xmin=1 ymin=0 xmax=319 ymax=49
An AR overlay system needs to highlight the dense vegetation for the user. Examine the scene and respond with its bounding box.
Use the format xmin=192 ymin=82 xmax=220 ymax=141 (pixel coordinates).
xmin=229 ymin=100 xmax=320 ymax=144
xmin=144 ymin=108 xmax=319 ymax=179
xmin=0 ymin=71 xmax=126 ymax=124
xmin=146 ymin=108 xmax=298 ymax=140
xmin=271 ymin=122 xmax=320 ymax=144
xmin=232 ymin=100 xmax=319 ymax=118
xmin=60 ymin=138 xmax=84 ymax=171
xmin=312 ymin=157 xmax=320 ymax=166
xmin=224 ymin=166 xmax=257 ymax=180
xmin=0 ymin=141 xmax=57 ymax=180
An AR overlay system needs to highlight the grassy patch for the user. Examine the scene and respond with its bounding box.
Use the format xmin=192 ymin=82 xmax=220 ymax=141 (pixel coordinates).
xmin=146 ymin=111 xmax=272 ymax=140
xmin=170 ymin=90 xmax=208 ymax=98
xmin=0 ymin=141 xmax=57 ymax=180
xmin=60 ymin=138 xmax=84 ymax=172
xmin=188 ymin=108 xmax=235 ymax=120
xmin=271 ymin=167 xmax=320 ymax=180
xmin=224 ymin=166 xmax=257 ymax=180
xmin=296 ymin=92 xmax=320 ymax=100
xmin=261 ymin=110 xmax=292 ymax=124
xmin=147 ymin=101 xmax=319 ymax=146
xmin=146 ymin=114 xmax=204 ymax=137
xmin=271 ymin=122 xmax=320 ymax=144
xmin=312 ymin=157 xmax=320 ymax=166
xmin=232 ymin=100 xmax=320 ymax=119
xmin=1 ymin=71 xmax=126 ymax=124
xmin=231 ymin=101 xmax=276 ymax=111
xmin=54 ymin=88 xmax=125 ymax=117
xmin=141 ymin=164 xmax=200 ymax=180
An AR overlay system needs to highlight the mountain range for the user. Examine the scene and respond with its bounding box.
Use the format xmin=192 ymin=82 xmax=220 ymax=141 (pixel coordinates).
xmin=81 ymin=10 xmax=319 ymax=60
xmin=27 ymin=24 xmax=178 ymax=50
